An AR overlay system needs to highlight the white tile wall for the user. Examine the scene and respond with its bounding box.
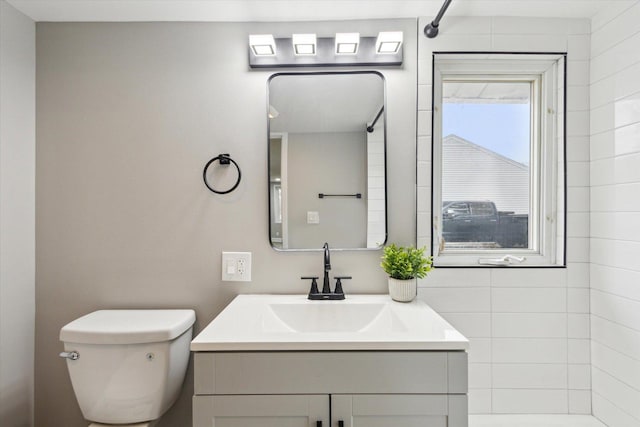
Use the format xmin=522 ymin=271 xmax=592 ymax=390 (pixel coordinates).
xmin=593 ymin=392 xmax=640 ymax=427
xmin=418 ymin=287 xmax=491 ymax=312
xmin=569 ymin=390 xmax=593 ymax=415
xmin=492 ymin=288 xmax=567 ymax=313
xmin=492 ymin=313 xmax=567 ymax=338
xmin=568 ymin=339 xmax=591 ymax=364
xmin=470 ymin=414 xmax=606 ymax=427
xmin=493 ymin=364 xmax=568 ymax=389
xmin=416 ymin=16 xmax=591 ymax=414
xmin=590 ymin=263 xmax=640 ymax=301
xmin=569 ymin=364 xmax=592 ymax=390
xmin=366 ymin=128 xmax=386 ymax=247
xmin=614 ymin=122 xmax=640 ymax=157
xmin=591 ymin=342 xmax=640 ymax=392
xmin=590 ymin=3 xmax=640 ymax=426
xmin=592 ymin=368 xmax=640 ymax=421
xmin=569 ymin=313 xmax=591 ymax=338
xmin=567 ymin=187 xmax=591 ymax=213
xmin=492 ymin=338 xmax=568 ymax=364
xmin=492 ymin=389 xmax=568 ymax=414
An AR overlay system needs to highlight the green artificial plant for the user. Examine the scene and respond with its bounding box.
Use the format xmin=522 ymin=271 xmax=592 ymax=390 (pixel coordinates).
xmin=380 ymin=244 xmax=433 ymax=280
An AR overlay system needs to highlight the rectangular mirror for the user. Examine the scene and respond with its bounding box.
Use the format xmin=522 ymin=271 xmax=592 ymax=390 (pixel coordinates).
xmin=268 ymin=71 xmax=387 ymax=250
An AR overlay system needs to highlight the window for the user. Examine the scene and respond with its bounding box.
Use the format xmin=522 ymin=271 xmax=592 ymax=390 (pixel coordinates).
xmin=432 ymin=53 xmax=565 ymax=267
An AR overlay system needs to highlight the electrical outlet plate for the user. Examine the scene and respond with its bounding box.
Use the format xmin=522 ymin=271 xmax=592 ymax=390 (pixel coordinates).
xmin=307 ymin=211 xmax=320 ymax=224
xmin=221 ymin=252 xmax=252 ymax=282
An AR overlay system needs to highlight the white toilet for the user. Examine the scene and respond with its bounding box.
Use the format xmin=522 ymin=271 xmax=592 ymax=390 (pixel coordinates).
xmin=59 ymin=309 xmax=196 ymax=427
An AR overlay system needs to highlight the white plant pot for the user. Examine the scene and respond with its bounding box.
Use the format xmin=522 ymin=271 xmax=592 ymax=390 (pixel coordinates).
xmin=388 ymin=277 xmax=417 ymax=302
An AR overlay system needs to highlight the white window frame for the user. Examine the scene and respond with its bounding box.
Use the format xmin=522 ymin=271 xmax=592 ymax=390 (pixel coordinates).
xmin=432 ymin=53 xmax=566 ymax=267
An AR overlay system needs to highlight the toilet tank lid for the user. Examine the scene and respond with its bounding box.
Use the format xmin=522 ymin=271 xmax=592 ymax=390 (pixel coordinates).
xmin=60 ymin=309 xmax=196 ymax=345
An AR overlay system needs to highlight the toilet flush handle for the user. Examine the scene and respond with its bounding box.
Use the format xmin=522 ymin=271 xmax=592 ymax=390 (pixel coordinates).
xmin=59 ymin=351 xmax=79 ymax=361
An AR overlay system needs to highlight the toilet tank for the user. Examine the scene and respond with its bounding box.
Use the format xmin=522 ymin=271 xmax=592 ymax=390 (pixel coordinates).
xmin=60 ymin=309 xmax=196 ymax=424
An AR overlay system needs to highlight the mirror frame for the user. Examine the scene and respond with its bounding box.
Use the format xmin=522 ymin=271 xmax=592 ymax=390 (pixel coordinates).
xmin=266 ymin=70 xmax=388 ymax=252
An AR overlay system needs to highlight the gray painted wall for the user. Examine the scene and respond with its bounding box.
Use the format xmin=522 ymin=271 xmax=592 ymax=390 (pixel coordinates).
xmin=0 ymin=2 xmax=35 ymax=426
xmin=35 ymin=20 xmax=416 ymax=426
xmin=288 ymin=131 xmax=367 ymax=248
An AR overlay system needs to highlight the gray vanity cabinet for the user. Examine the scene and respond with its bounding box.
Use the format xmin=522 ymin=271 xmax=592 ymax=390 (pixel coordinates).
xmin=193 ymin=394 xmax=458 ymax=427
xmin=193 ymin=394 xmax=329 ymax=427
xmin=332 ymin=394 xmax=466 ymax=427
xmin=192 ymin=351 xmax=468 ymax=427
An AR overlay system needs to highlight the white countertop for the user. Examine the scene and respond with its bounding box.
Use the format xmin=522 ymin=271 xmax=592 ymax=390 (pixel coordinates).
xmin=191 ymin=294 xmax=469 ymax=351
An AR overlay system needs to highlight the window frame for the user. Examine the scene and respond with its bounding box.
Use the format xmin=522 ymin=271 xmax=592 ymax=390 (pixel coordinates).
xmin=431 ymin=52 xmax=566 ymax=267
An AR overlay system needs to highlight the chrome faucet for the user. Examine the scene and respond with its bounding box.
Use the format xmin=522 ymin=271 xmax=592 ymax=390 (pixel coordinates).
xmin=301 ymin=242 xmax=349 ymax=300
xmin=322 ymin=242 xmax=331 ymax=293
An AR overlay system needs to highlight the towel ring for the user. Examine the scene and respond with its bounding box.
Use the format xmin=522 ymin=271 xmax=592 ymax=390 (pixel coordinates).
xmin=203 ymin=153 xmax=241 ymax=194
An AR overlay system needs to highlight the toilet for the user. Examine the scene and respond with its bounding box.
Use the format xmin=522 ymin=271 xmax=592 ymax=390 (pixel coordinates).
xmin=59 ymin=309 xmax=196 ymax=426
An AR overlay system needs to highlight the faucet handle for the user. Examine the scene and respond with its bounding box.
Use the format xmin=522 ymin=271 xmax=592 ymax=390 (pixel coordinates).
xmin=301 ymin=276 xmax=319 ymax=296
xmin=333 ymin=276 xmax=351 ymax=295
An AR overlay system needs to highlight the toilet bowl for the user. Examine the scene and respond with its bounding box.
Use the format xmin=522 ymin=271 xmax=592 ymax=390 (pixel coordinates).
xmin=60 ymin=309 xmax=196 ymax=426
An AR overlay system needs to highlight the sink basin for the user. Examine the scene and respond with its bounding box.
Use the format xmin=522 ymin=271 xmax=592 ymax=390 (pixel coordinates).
xmin=264 ymin=302 xmax=408 ymax=333
xmin=191 ymin=294 xmax=468 ymax=351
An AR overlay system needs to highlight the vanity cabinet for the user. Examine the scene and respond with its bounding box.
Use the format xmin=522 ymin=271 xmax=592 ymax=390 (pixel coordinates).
xmin=193 ymin=394 xmax=329 ymax=427
xmin=192 ymin=351 xmax=468 ymax=427
xmin=193 ymin=394 xmax=462 ymax=427
xmin=332 ymin=394 xmax=465 ymax=427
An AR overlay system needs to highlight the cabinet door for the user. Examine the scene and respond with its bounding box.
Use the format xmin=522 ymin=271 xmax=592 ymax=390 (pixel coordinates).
xmin=331 ymin=394 xmax=467 ymax=427
xmin=194 ymin=394 xmax=329 ymax=427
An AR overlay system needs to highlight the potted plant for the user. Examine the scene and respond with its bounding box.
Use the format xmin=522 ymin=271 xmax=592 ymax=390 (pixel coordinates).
xmin=381 ymin=244 xmax=433 ymax=302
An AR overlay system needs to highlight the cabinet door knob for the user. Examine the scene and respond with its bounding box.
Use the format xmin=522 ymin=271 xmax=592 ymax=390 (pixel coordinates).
xmin=316 ymin=421 xmax=322 ymax=427
xmin=338 ymin=421 xmax=344 ymax=427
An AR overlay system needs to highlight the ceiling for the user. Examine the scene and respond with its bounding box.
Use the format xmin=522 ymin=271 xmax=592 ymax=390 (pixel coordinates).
xmin=7 ymin=0 xmax=635 ymax=22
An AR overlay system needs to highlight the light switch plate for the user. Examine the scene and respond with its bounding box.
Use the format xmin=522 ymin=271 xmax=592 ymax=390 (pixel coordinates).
xmin=307 ymin=211 xmax=320 ymax=224
xmin=221 ymin=252 xmax=252 ymax=282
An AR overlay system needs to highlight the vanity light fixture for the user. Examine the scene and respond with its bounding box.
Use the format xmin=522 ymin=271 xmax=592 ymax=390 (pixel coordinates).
xmin=248 ymin=31 xmax=403 ymax=68
xmin=375 ymin=31 xmax=403 ymax=54
xmin=249 ymin=34 xmax=276 ymax=56
xmin=335 ymin=33 xmax=360 ymax=55
xmin=292 ymin=34 xmax=317 ymax=55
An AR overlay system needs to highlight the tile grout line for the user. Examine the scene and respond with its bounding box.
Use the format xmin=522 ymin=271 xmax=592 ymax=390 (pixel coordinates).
xmin=567 ymin=257 xmax=571 ymax=413
xmin=489 ymin=264 xmax=494 ymax=413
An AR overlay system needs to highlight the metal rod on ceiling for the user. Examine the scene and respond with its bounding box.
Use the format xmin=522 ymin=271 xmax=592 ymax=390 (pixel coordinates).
xmin=366 ymin=107 xmax=384 ymax=133
xmin=424 ymin=0 xmax=453 ymax=38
